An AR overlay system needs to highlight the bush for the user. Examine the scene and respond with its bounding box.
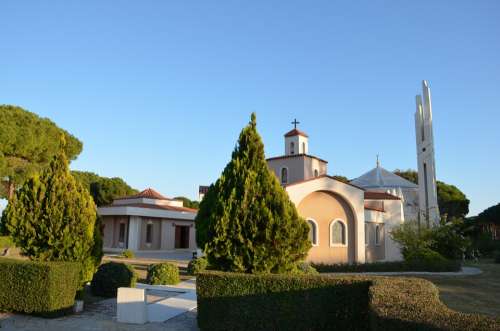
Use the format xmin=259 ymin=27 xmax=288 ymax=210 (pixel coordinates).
xmin=0 ymin=258 xmax=80 ymax=315
xmin=90 ymin=262 xmax=136 ymax=297
xmin=147 ymin=263 xmax=180 ymax=285
xmin=313 ymin=259 xmax=461 ymax=273
xmin=187 ymin=257 xmax=208 ymax=275
xmin=121 ymin=249 xmax=134 ymax=259
xmin=197 ymin=271 xmax=371 ymax=331
xmin=0 ymin=235 xmax=13 ymax=248
xmin=197 ymin=271 xmax=500 ymax=331
xmin=291 ymin=261 xmax=318 ymax=275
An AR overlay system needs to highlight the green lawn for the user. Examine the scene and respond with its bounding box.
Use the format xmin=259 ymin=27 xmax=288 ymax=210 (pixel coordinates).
xmin=416 ymin=260 xmax=500 ymax=317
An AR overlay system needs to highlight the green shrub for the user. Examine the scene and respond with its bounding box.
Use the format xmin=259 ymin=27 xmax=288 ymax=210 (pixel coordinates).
xmin=0 ymin=258 xmax=80 ymax=315
xmin=187 ymin=257 xmax=208 ymax=275
xmin=147 ymin=262 xmax=180 ymax=285
xmin=313 ymin=259 xmax=461 ymax=273
xmin=90 ymin=262 xmax=136 ymax=297
xmin=197 ymin=271 xmax=500 ymax=331
xmin=291 ymin=261 xmax=318 ymax=275
xmin=0 ymin=235 xmax=13 ymax=248
xmin=121 ymin=249 xmax=134 ymax=259
xmin=197 ymin=271 xmax=371 ymax=331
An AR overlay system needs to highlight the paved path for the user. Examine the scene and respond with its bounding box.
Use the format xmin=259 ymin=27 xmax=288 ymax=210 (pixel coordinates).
xmin=324 ymin=266 xmax=482 ymax=277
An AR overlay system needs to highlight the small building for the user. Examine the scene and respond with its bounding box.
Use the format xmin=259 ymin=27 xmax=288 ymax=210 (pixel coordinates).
xmin=98 ymin=188 xmax=197 ymax=253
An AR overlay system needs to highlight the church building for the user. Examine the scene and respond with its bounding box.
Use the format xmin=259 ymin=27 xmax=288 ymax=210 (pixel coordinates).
xmin=267 ymin=80 xmax=439 ymax=264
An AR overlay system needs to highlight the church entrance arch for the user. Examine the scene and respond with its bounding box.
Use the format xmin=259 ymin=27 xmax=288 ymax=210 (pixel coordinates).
xmin=297 ymin=190 xmax=356 ymax=264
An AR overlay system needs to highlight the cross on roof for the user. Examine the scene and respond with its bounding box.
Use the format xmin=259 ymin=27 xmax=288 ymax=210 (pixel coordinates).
xmin=291 ymin=118 xmax=300 ymax=129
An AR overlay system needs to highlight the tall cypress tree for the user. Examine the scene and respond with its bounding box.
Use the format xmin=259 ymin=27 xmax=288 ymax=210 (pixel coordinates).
xmin=2 ymin=137 xmax=102 ymax=283
xmin=196 ymin=113 xmax=310 ymax=273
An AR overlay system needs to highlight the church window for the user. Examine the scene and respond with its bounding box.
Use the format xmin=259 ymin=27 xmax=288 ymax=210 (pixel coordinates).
xmin=307 ymin=219 xmax=318 ymax=246
xmin=330 ymin=219 xmax=347 ymax=246
xmin=146 ymin=222 xmax=153 ymax=244
xmin=365 ymin=224 xmax=368 ymax=246
xmin=375 ymin=225 xmax=381 ymax=246
xmin=281 ymin=167 xmax=288 ymax=185
xmin=314 ymin=169 xmax=319 ymax=177
xmin=302 ymin=142 xmax=306 ymax=154
xmin=290 ymin=142 xmax=295 ymax=155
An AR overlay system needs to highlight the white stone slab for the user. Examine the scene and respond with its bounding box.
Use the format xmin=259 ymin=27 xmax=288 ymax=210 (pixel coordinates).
xmin=117 ymin=287 xmax=147 ymax=324
xmin=147 ymin=291 xmax=197 ymax=322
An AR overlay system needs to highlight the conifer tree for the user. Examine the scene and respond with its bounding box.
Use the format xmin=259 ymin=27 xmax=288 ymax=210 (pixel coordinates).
xmin=2 ymin=137 xmax=102 ymax=283
xmin=196 ymin=113 xmax=311 ymax=273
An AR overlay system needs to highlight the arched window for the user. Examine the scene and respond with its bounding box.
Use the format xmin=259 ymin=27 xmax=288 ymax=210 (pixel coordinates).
xmin=330 ymin=219 xmax=347 ymax=246
xmin=365 ymin=223 xmax=368 ymax=246
xmin=307 ymin=219 xmax=318 ymax=246
xmin=314 ymin=169 xmax=319 ymax=177
xmin=290 ymin=142 xmax=295 ymax=155
xmin=281 ymin=167 xmax=288 ymax=185
xmin=375 ymin=225 xmax=381 ymax=246
xmin=302 ymin=142 xmax=306 ymax=154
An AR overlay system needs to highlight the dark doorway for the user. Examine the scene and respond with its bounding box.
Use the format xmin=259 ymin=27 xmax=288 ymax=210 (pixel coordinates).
xmin=175 ymin=226 xmax=190 ymax=249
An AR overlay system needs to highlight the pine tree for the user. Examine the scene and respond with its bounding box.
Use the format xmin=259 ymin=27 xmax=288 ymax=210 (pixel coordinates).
xmin=2 ymin=137 xmax=102 ymax=283
xmin=195 ymin=113 xmax=311 ymax=273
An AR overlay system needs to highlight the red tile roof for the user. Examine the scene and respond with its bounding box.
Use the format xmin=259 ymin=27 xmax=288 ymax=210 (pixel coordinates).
xmin=364 ymin=191 xmax=401 ymax=200
xmin=105 ymin=203 xmax=197 ymax=213
xmin=284 ymin=129 xmax=309 ymax=138
xmin=118 ymin=188 xmax=172 ymax=201
xmin=364 ymin=205 xmax=385 ymax=212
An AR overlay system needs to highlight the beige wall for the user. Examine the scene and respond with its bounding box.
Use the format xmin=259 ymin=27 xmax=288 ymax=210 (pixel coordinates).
xmin=102 ymin=216 xmax=129 ymax=249
xmin=161 ymin=220 xmax=196 ymax=250
xmin=267 ymin=156 xmax=328 ymax=185
xmin=364 ymin=222 xmax=385 ymax=262
xmin=139 ymin=218 xmax=162 ymax=250
xmin=297 ymin=191 xmax=356 ymax=264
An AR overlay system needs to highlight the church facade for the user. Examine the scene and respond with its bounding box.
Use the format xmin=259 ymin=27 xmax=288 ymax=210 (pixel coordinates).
xmin=267 ymin=128 xmax=405 ymax=264
xmin=267 ymin=81 xmax=439 ymax=264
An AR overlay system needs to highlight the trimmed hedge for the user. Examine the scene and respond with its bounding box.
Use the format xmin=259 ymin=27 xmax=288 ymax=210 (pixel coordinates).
xmin=313 ymin=260 xmax=461 ymax=273
xmin=197 ymin=271 xmax=500 ymax=331
xmin=0 ymin=258 xmax=80 ymax=315
xmin=147 ymin=262 xmax=180 ymax=285
xmin=90 ymin=262 xmax=136 ymax=297
xmin=197 ymin=271 xmax=371 ymax=330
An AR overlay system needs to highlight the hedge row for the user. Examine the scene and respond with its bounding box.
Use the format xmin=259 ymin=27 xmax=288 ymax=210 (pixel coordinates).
xmin=0 ymin=258 xmax=80 ymax=315
xmin=313 ymin=260 xmax=461 ymax=273
xmin=197 ymin=271 xmax=500 ymax=331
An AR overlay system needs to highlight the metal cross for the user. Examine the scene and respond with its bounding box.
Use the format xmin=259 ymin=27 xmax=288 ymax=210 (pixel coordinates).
xmin=291 ymin=118 xmax=300 ymax=129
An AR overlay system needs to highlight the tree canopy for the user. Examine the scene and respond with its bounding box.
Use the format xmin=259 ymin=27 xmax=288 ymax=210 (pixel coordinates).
xmin=1 ymin=139 xmax=101 ymax=283
xmin=195 ymin=113 xmax=310 ymax=273
xmin=477 ymin=203 xmax=500 ymax=225
xmin=393 ymin=169 xmax=470 ymax=219
xmin=72 ymin=171 xmax=138 ymax=207
xmin=0 ymin=105 xmax=82 ymax=199
xmin=332 ymin=175 xmax=349 ymax=184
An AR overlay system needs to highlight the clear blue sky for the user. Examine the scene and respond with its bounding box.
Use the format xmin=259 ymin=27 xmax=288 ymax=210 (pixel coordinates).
xmin=1 ymin=1 xmax=499 ymax=216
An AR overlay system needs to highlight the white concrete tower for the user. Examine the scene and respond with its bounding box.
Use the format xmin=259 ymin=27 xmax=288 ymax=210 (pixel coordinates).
xmin=415 ymin=80 xmax=440 ymax=226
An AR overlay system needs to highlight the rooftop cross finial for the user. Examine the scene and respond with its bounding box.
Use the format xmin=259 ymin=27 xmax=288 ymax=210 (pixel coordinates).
xmin=291 ymin=118 xmax=300 ymax=129
xmin=376 ymin=154 xmax=380 ymax=167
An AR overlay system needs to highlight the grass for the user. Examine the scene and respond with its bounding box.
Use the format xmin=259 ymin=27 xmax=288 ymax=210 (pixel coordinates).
xmin=415 ymin=260 xmax=500 ymax=317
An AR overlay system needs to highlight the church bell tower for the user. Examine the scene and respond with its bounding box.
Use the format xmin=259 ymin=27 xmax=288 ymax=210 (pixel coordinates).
xmin=415 ymin=80 xmax=440 ymax=226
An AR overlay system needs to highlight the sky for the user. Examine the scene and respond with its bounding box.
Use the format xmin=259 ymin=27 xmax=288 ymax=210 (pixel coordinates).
xmin=1 ymin=1 xmax=499 ymax=216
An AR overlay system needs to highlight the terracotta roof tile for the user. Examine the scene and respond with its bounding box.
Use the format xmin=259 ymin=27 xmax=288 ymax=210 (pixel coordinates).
xmin=284 ymin=129 xmax=309 ymax=138
xmin=118 ymin=188 xmax=172 ymax=201
xmin=364 ymin=191 xmax=401 ymax=200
